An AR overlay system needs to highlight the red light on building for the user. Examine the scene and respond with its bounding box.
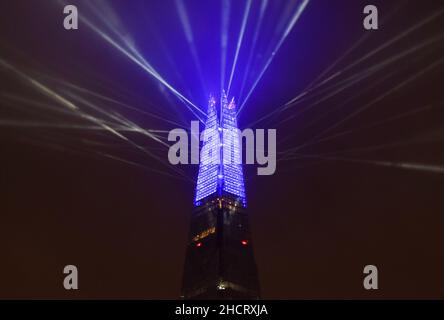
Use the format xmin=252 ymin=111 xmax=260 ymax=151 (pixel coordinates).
xmin=241 ymin=240 xmax=248 ymax=246
xmin=196 ymin=242 xmax=202 ymax=247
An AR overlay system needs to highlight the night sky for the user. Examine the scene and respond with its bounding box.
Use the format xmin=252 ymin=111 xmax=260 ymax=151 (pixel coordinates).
xmin=1 ymin=0 xmax=444 ymax=299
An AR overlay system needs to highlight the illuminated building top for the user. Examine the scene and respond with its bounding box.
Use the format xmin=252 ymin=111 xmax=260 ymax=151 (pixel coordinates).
xmin=194 ymin=91 xmax=246 ymax=207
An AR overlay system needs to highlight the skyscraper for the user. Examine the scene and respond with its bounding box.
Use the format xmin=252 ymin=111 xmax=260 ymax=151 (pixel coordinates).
xmin=181 ymin=91 xmax=260 ymax=299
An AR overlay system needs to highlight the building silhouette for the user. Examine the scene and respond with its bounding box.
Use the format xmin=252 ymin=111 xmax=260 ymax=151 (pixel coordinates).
xmin=181 ymin=91 xmax=260 ymax=299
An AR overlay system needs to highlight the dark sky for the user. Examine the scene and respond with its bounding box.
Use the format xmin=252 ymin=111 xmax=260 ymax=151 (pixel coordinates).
xmin=1 ymin=0 xmax=444 ymax=298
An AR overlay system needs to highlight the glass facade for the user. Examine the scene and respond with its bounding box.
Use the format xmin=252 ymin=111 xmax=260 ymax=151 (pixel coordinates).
xmin=194 ymin=92 xmax=246 ymax=206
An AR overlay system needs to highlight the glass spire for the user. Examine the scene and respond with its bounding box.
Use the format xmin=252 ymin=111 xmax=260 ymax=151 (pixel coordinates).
xmin=194 ymin=92 xmax=246 ymax=206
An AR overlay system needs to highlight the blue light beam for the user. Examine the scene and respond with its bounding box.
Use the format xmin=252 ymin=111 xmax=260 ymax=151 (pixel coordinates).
xmin=237 ymin=0 xmax=310 ymax=116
